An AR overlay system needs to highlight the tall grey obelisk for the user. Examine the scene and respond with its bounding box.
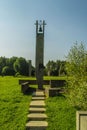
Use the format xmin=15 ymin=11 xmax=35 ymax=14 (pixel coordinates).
xmin=35 ymin=20 xmax=46 ymax=89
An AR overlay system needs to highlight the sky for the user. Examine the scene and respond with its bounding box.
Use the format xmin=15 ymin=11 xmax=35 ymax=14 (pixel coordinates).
xmin=0 ymin=0 xmax=87 ymax=66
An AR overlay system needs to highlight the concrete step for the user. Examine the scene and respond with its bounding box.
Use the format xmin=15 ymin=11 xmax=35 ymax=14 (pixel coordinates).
xmin=30 ymin=101 xmax=45 ymax=108
xmin=32 ymin=97 xmax=45 ymax=100
xmin=26 ymin=121 xmax=48 ymax=130
xmin=32 ymin=91 xmax=45 ymax=97
xmin=29 ymin=107 xmax=46 ymax=113
xmin=27 ymin=113 xmax=47 ymax=121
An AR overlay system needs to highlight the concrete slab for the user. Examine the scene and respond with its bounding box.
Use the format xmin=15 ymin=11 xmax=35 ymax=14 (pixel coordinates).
xmin=27 ymin=113 xmax=47 ymax=121
xmin=26 ymin=121 xmax=48 ymax=130
xmin=32 ymin=97 xmax=45 ymax=100
xmin=29 ymin=107 xmax=46 ymax=113
xmin=30 ymin=101 xmax=45 ymax=107
xmin=32 ymin=91 xmax=45 ymax=97
xmin=76 ymin=111 xmax=87 ymax=130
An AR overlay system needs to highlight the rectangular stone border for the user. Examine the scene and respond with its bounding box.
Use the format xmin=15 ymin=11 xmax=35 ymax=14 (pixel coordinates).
xmin=76 ymin=111 xmax=87 ymax=130
xmin=19 ymin=79 xmax=65 ymax=86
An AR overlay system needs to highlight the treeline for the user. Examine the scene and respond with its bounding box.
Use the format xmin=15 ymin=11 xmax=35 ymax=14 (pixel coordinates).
xmin=45 ymin=60 xmax=66 ymax=76
xmin=0 ymin=56 xmax=35 ymax=76
xmin=0 ymin=56 xmax=66 ymax=76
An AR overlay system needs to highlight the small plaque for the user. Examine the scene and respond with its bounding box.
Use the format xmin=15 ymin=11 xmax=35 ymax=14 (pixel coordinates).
xmin=76 ymin=111 xmax=87 ymax=130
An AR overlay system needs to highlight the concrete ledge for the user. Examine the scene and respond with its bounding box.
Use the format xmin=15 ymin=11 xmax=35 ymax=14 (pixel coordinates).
xmin=19 ymin=79 xmax=65 ymax=86
xmin=45 ymin=87 xmax=64 ymax=97
xmin=76 ymin=111 xmax=87 ymax=130
xmin=32 ymin=91 xmax=45 ymax=97
xmin=21 ymin=82 xmax=36 ymax=94
xmin=26 ymin=121 xmax=48 ymax=130
xmin=27 ymin=113 xmax=47 ymax=120
xmin=29 ymin=107 xmax=46 ymax=113
xmin=32 ymin=97 xmax=45 ymax=100
xmin=50 ymin=80 xmax=66 ymax=87
xmin=21 ymin=82 xmax=29 ymax=93
xmin=30 ymin=101 xmax=45 ymax=107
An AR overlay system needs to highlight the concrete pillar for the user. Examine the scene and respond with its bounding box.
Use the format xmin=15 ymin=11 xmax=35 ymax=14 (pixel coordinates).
xmin=35 ymin=20 xmax=46 ymax=89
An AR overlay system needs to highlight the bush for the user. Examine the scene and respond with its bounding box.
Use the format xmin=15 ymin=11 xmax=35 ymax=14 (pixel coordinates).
xmin=66 ymin=42 xmax=87 ymax=110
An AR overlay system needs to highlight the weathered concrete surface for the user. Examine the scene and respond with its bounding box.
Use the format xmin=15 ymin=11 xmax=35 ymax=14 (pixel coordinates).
xmin=29 ymin=107 xmax=46 ymax=113
xmin=45 ymin=87 xmax=64 ymax=97
xmin=27 ymin=113 xmax=47 ymax=120
xmin=32 ymin=97 xmax=45 ymax=100
xmin=32 ymin=91 xmax=45 ymax=97
xmin=26 ymin=89 xmax=48 ymax=130
xmin=26 ymin=121 xmax=48 ymax=130
xmin=30 ymin=101 xmax=45 ymax=107
xmin=76 ymin=111 xmax=87 ymax=130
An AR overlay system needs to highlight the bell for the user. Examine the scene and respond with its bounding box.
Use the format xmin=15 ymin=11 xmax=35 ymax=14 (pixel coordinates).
xmin=39 ymin=25 xmax=42 ymax=32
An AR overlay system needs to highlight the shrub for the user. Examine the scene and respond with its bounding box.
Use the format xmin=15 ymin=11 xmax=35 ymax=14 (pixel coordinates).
xmin=66 ymin=42 xmax=87 ymax=110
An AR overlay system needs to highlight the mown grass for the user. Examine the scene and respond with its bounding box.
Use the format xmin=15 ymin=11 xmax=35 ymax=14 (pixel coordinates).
xmin=0 ymin=76 xmax=32 ymax=130
xmin=46 ymin=95 xmax=76 ymax=130
xmin=18 ymin=76 xmax=67 ymax=80
xmin=0 ymin=76 xmax=77 ymax=130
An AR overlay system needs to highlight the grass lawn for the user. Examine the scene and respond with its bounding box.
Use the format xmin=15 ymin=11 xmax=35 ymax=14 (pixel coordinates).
xmin=0 ymin=76 xmax=32 ymax=130
xmin=0 ymin=76 xmax=77 ymax=130
xmin=46 ymin=95 xmax=76 ymax=130
xmin=18 ymin=76 xmax=67 ymax=80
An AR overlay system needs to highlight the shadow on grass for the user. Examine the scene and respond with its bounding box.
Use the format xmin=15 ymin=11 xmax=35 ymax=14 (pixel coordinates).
xmin=23 ymin=87 xmax=36 ymax=95
xmin=57 ymin=93 xmax=66 ymax=98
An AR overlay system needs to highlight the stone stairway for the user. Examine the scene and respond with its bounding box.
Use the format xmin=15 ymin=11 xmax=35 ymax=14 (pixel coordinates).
xmin=26 ymin=90 xmax=48 ymax=130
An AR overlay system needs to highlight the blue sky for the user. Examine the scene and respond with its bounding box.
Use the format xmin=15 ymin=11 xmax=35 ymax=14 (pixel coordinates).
xmin=0 ymin=0 xmax=87 ymax=65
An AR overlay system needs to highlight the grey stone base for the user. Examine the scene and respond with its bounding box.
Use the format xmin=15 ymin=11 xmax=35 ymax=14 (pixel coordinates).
xmin=45 ymin=87 xmax=64 ymax=97
xmin=26 ymin=121 xmax=48 ymax=130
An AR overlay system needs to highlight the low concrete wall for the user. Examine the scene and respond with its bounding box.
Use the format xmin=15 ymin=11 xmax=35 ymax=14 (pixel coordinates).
xmin=50 ymin=80 xmax=66 ymax=87
xmin=45 ymin=87 xmax=63 ymax=97
xmin=19 ymin=79 xmax=37 ymax=85
xmin=21 ymin=82 xmax=36 ymax=94
xmin=19 ymin=79 xmax=66 ymax=87
xmin=21 ymin=82 xmax=29 ymax=94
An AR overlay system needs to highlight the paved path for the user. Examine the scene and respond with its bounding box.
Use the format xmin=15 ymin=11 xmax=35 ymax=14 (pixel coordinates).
xmin=26 ymin=90 xmax=48 ymax=130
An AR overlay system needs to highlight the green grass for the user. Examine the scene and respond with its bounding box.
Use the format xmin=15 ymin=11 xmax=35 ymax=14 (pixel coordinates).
xmin=46 ymin=95 xmax=76 ymax=130
xmin=44 ymin=76 xmax=67 ymax=80
xmin=18 ymin=76 xmax=67 ymax=80
xmin=0 ymin=76 xmax=32 ymax=130
xmin=0 ymin=76 xmax=77 ymax=130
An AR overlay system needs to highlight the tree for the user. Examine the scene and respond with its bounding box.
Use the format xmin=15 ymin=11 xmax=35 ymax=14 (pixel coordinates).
xmin=0 ymin=57 xmax=7 ymax=75
xmin=56 ymin=60 xmax=66 ymax=76
xmin=0 ymin=56 xmax=34 ymax=76
xmin=66 ymin=42 xmax=87 ymax=110
xmin=2 ymin=66 xmax=13 ymax=76
xmin=46 ymin=60 xmax=56 ymax=76
xmin=66 ymin=42 xmax=87 ymax=77
xmin=13 ymin=57 xmax=28 ymax=75
xmin=45 ymin=60 xmax=66 ymax=76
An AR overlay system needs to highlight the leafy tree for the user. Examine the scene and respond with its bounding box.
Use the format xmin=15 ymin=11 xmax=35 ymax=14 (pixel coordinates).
xmin=66 ymin=42 xmax=87 ymax=110
xmin=56 ymin=60 xmax=66 ymax=76
xmin=46 ymin=60 xmax=56 ymax=76
xmin=31 ymin=66 xmax=35 ymax=76
xmin=66 ymin=43 xmax=87 ymax=77
xmin=6 ymin=57 xmax=17 ymax=75
xmin=0 ymin=56 xmax=34 ymax=76
xmin=9 ymin=57 xmax=17 ymax=67
xmin=13 ymin=57 xmax=28 ymax=75
xmin=2 ymin=66 xmax=13 ymax=76
xmin=0 ymin=57 xmax=7 ymax=74
xmin=45 ymin=60 xmax=66 ymax=76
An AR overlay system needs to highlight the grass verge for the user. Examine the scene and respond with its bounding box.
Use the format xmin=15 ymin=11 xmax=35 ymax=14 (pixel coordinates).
xmin=0 ymin=76 xmax=31 ymax=130
xmin=46 ymin=95 xmax=76 ymax=130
